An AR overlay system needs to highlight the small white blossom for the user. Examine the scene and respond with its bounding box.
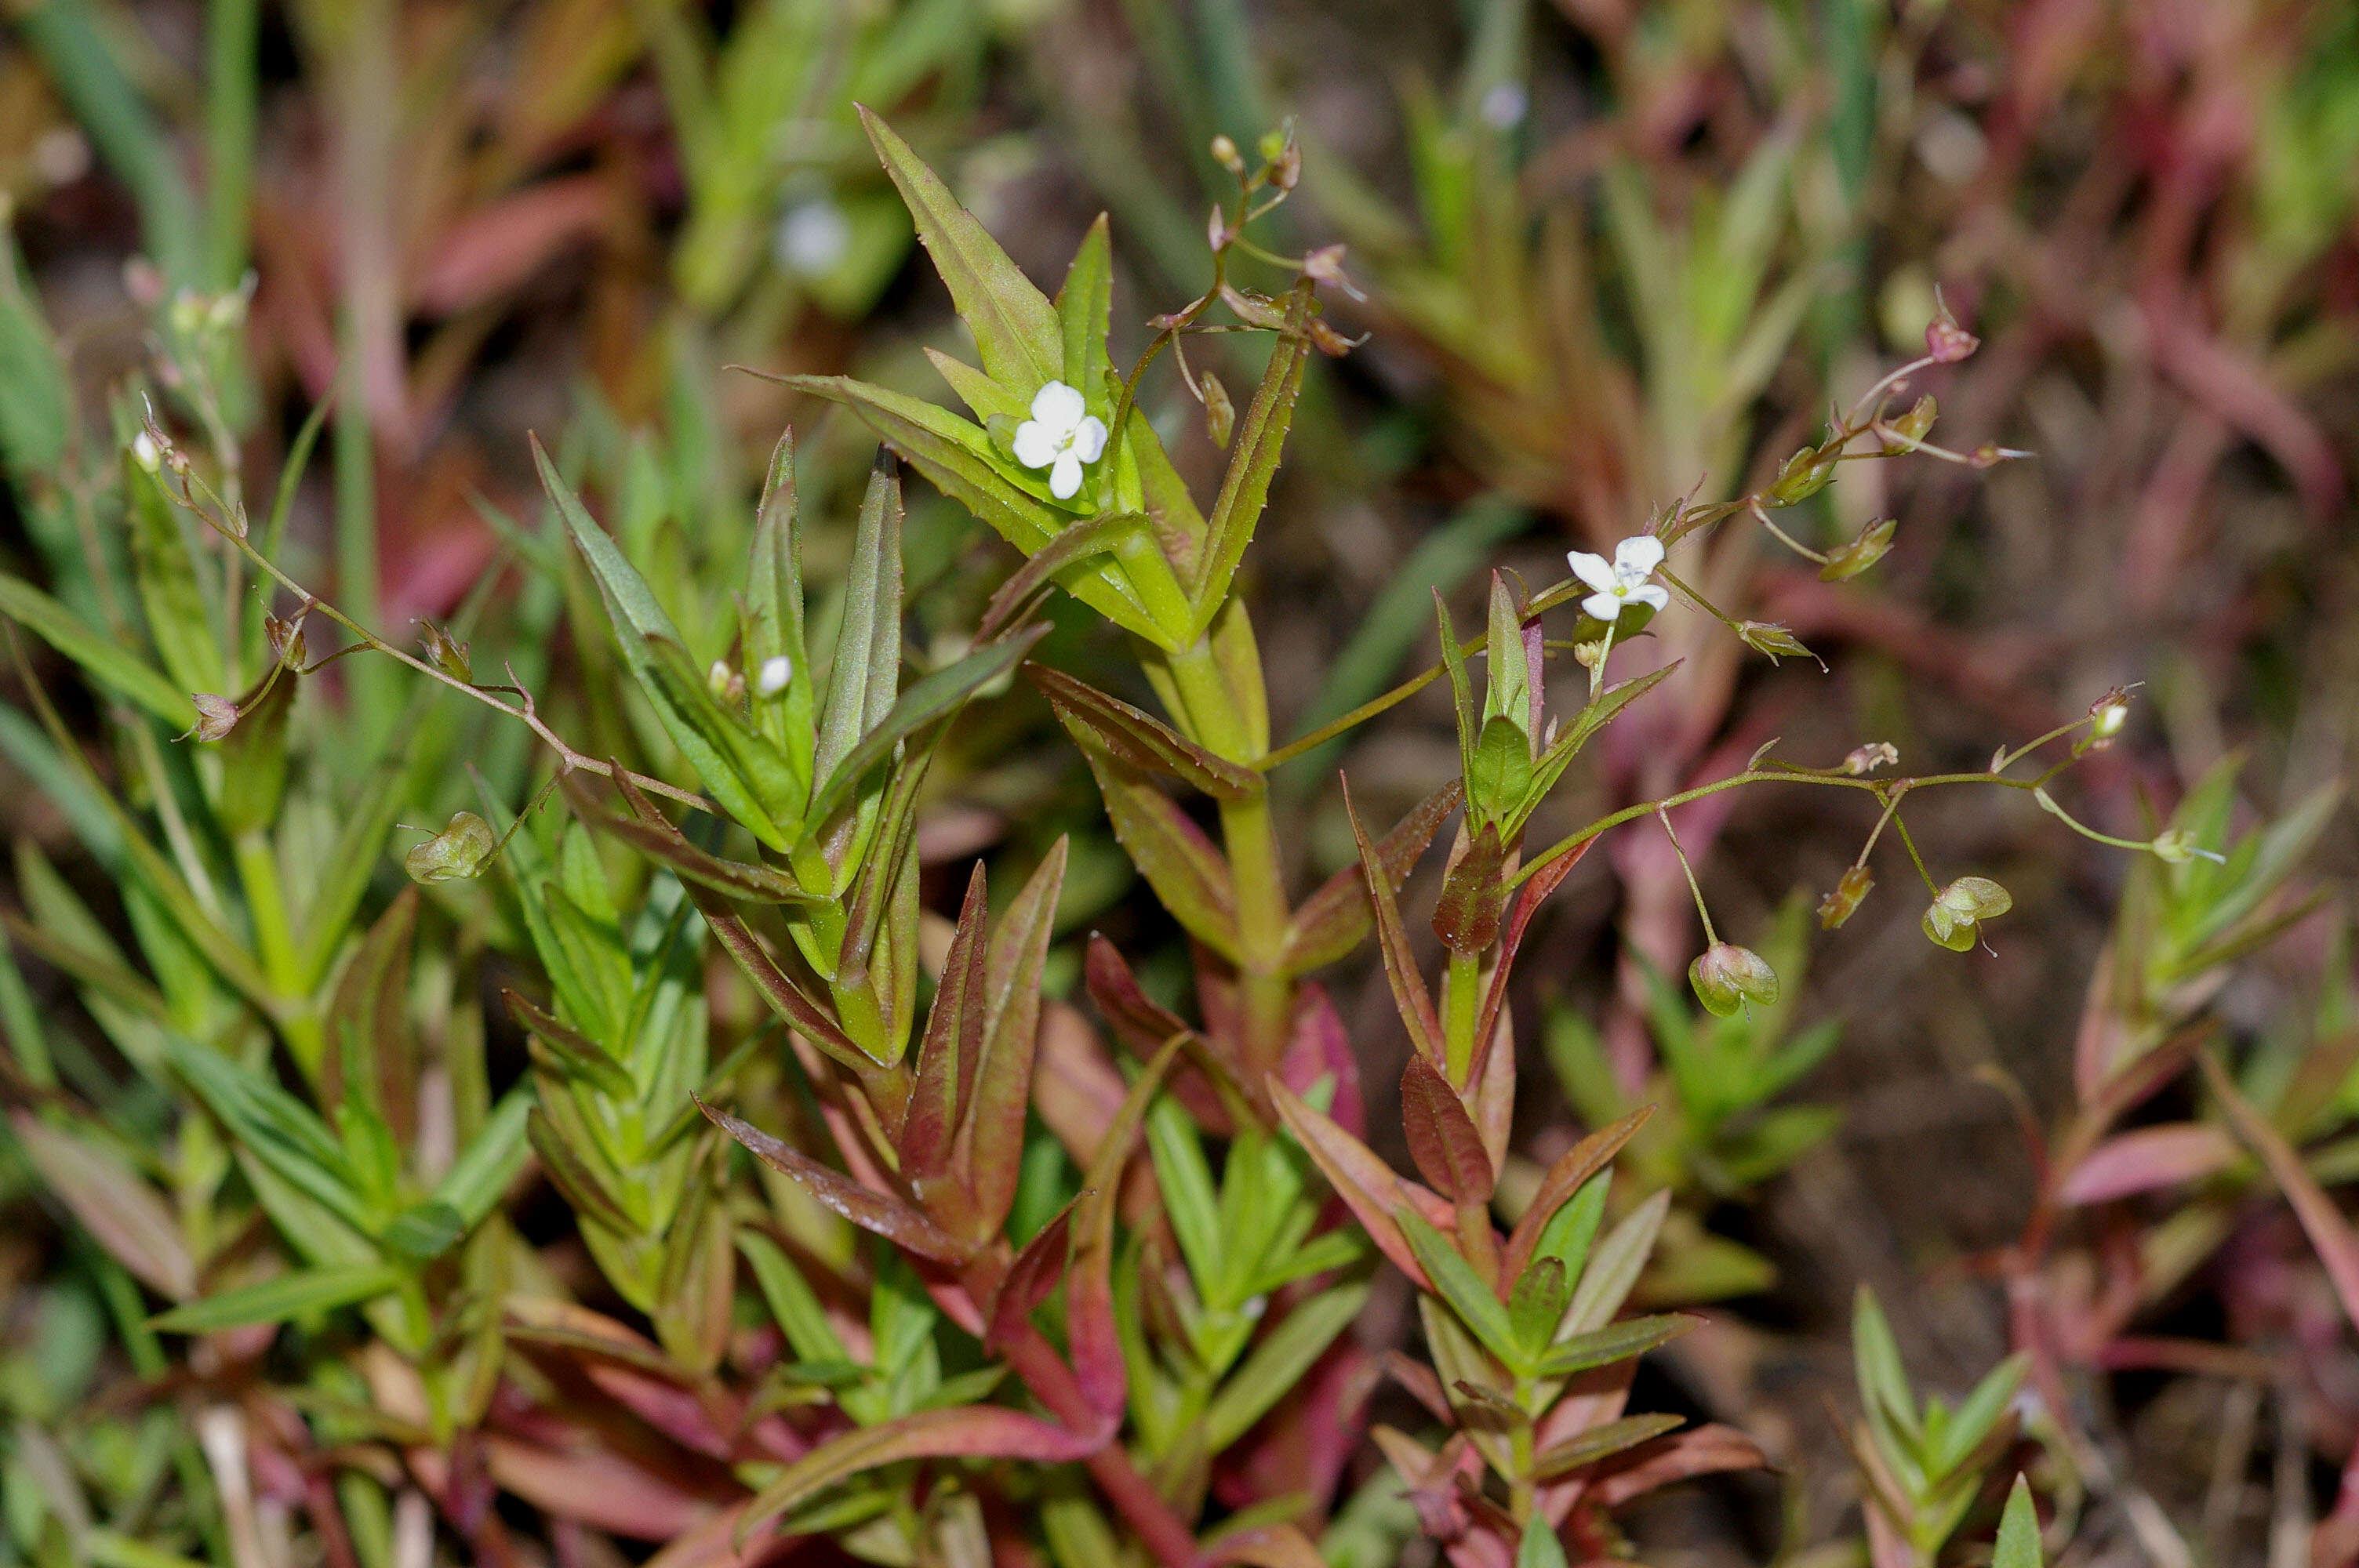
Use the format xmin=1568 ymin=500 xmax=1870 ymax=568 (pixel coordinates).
xmin=756 ymin=655 xmax=792 ymax=696
xmin=1012 ymin=380 xmax=1107 ymax=501
xmin=2091 ymin=702 xmax=2127 ymax=739
xmin=1567 ymin=535 xmax=1669 ymax=622
xmin=131 ymin=432 xmax=161 ymax=473
xmin=707 ymin=659 xmax=732 ymax=695
xmin=1480 ymin=82 xmax=1528 ymax=130
xmin=776 ymin=198 xmax=851 ymax=278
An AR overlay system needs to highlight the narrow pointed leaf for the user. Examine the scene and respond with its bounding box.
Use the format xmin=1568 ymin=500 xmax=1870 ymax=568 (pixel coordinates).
xmin=958 ymin=838 xmax=1067 ymax=1234
xmin=907 ymin=864 xmax=989 ymax=1192
xmin=1081 ymin=751 xmax=1238 ymax=960
xmin=151 ymin=1263 xmax=404 ymax=1333
xmin=1192 ymin=287 xmax=1311 ymax=630
xmin=1281 ymin=782 xmax=1461 ymax=975
xmin=12 ymin=1115 xmax=194 ymax=1298
xmin=1535 ymin=1312 xmax=1698 ymax=1377
xmin=1343 ymin=781 xmax=1441 ymax=1064
xmin=1499 ymin=1106 xmax=1650 ymax=1286
xmin=699 ymin=1100 xmax=966 ymax=1264
xmin=1201 ymin=1280 xmax=1369 ymax=1450
xmin=1395 ymin=1207 xmax=1522 ymax=1370
xmin=808 ymin=625 xmax=1048 ymax=826
xmin=1028 ymin=665 xmax=1259 ymax=800
xmin=1269 ymin=1077 xmax=1448 ymax=1290
xmin=0 ymin=573 xmax=194 ymax=726
xmin=1399 ymin=1054 xmax=1493 ymax=1203
xmin=1532 ymin=1414 xmax=1686 ymax=1481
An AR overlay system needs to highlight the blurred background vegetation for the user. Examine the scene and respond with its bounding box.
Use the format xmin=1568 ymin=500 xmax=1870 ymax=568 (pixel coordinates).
xmin=0 ymin=0 xmax=2354 ymax=1565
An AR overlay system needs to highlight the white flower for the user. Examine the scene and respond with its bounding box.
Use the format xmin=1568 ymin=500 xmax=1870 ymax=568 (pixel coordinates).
xmin=131 ymin=431 xmax=161 ymax=473
xmin=776 ymin=199 xmax=851 ymax=278
xmin=1012 ymin=380 xmax=1107 ymax=501
xmin=756 ymin=655 xmax=792 ymax=696
xmin=1567 ymin=535 xmax=1669 ymax=622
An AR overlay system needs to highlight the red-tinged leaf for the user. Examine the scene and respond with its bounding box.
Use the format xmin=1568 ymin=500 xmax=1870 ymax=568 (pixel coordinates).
xmin=12 ymin=1114 xmax=194 ymax=1299
xmin=1191 ymin=285 xmax=1311 ymax=633
xmin=1031 ymin=1001 xmax=1127 ymax=1168
xmin=1028 ymin=665 xmax=1261 ymax=800
xmin=1470 ymin=1009 xmax=1515 ymax=1176
xmin=577 ymin=1361 xmax=734 ymax=1461
xmin=482 ymin=1435 xmax=717 ymax=1541
xmin=1269 ymin=1077 xmax=1451 ymax=1290
xmin=697 ymin=1101 xmax=967 ymax=1265
xmin=503 ymin=989 xmax=635 ymax=1100
xmin=1477 ymin=838 xmax=1592 ymax=1065
xmin=685 ymin=890 xmax=871 ymax=1073
xmin=2057 ymin=1123 xmax=2237 ymax=1206
xmin=1401 ymin=1055 xmax=1494 ymax=1204
xmin=958 ymin=838 xmax=1067 ymax=1238
xmin=1499 ymin=1109 xmax=1652 ymax=1289
xmin=642 ymin=1504 xmax=791 ymax=1568
xmin=1281 ymin=782 xmax=1460 ymax=975
xmin=327 ymin=887 xmax=420 ymax=1139
xmin=2202 ymin=1051 xmax=2359 ymax=1327
xmin=976 ymin=514 xmax=1145 ymax=641
xmin=413 ymin=176 xmax=611 ymax=315
xmin=1205 ymin=1524 xmax=1329 ymax=1568
xmin=986 ymin=1199 xmax=1076 ymax=1352
xmin=1082 ymin=752 xmax=1240 ymax=960
xmin=566 ymin=769 xmax=815 ymax=906
xmin=1587 ymin=1423 xmax=1769 ymax=1508
xmin=1432 ymin=821 xmax=1508 ymax=959
xmin=906 ymin=865 xmax=990 ymax=1199
xmin=1084 ymin=935 xmax=1195 ymax=1060
xmin=1066 ymin=1032 xmax=1191 ymax=1423
xmin=1342 ymin=779 xmax=1442 ymax=1065
xmin=738 ymin=1403 xmax=1101 ymax=1544
xmin=1530 ymin=1413 xmax=1685 ymax=1481
xmin=1278 ymin=981 xmax=1365 ymax=1138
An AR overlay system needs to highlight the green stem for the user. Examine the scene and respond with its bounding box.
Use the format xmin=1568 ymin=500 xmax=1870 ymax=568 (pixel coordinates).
xmin=205 ymin=0 xmax=259 ymax=289
xmin=1443 ymin=950 xmax=1481 ymax=1085
xmin=1168 ymin=639 xmax=1292 ymax=1077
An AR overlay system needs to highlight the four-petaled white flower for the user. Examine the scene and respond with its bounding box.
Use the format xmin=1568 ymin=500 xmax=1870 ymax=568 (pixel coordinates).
xmin=1567 ymin=535 xmax=1670 ymax=622
xmin=1012 ymin=381 xmax=1107 ymax=501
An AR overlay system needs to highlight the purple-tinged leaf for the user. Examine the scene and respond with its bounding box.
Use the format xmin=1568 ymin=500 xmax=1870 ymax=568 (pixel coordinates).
xmin=698 ymin=1100 xmax=967 ymax=1265
xmin=1432 ymin=820 xmax=1508 ymax=960
xmin=1499 ymin=1108 xmax=1651 ymax=1290
xmin=1479 ymin=839 xmax=1593 ymax=1055
xmin=958 ymin=839 xmax=1067 ymax=1237
xmin=1589 ymin=1423 xmax=1768 ymax=1507
xmin=986 ymin=1199 xmax=1076 ymax=1352
xmin=564 ymin=769 xmax=816 ymax=905
xmin=684 ymin=887 xmax=872 ymax=1073
xmin=1204 ymin=1523 xmax=1329 ymax=1568
xmin=2057 ymin=1123 xmax=2237 ymax=1206
xmin=1084 ymin=935 xmax=1196 ymax=1060
xmin=13 ymin=1114 xmax=193 ymax=1298
xmin=1531 ymin=1413 xmax=1685 ymax=1481
xmin=2203 ymin=1052 xmax=2359 ymax=1329
xmin=503 ymin=989 xmax=635 ymax=1100
xmin=1343 ymin=780 xmax=1441 ymax=1066
xmin=1067 ymin=1032 xmax=1190 ymax=1423
xmin=1029 ymin=665 xmax=1261 ymax=800
xmin=1282 ymin=782 xmax=1459 ymax=976
xmin=977 ymin=515 xmax=1141 ymax=641
xmin=1279 ymin=981 xmax=1365 ymax=1137
xmin=1082 ymin=752 xmax=1240 ymax=960
xmin=1401 ymin=1055 xmax=1495 ymax=1204
xmin=1270 ymin=1077 xmax=1449 ymax=1291
xmin=906 ymin=864 xmax=989 ymax=1203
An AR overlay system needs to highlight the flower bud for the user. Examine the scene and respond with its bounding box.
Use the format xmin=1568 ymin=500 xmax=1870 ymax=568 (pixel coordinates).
xmin=2085 ymin=689 xmax=2131 ymax=749
xmin=1739 ymin=620 xmax=1816 ymax=665
xmin=419 ymin=620 xmax=471 ymax=682
xmin=1690 ymin=943 xmax=1779 ymax=1017
xmin=1207 ymin=202 xmax=1230 ymax=254
xmin=1767 ymin=444 xmax=1841 ymax=506
xmin=1210 ymin=134 xmax=1244 ymax=172
xmin=1925 ymin=303 xmax=1979 ymax=364
xmin=756 ymin=655 xmax=792 ymax=697
xmin=405 ymin=811 xmax=496 ymax=885
xmin=1887 ymin=394 xmax=1937 ymax=444
xmin=265 ymin=614 xmax=308 ymax=670
xmin=1818 ymin=866 xmax=1873 ymax=930
xmin=1820 ymin=517 xmax=1896 ymax=581
xmin=2150 ymin=829 xmax=2196 ymax=863
xmin=1201 ymin=372 xmax=1234 ymax=448
xmin=131 ymin=431 xmax=162 ymax=473
xmin=187 ymin=693 xmax=238 ymax=742
xmin=1843 ymin=742 xmax=1899 ymax=775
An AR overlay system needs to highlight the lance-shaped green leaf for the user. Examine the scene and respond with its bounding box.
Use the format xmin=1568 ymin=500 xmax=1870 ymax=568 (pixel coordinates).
xmin=858 ymin=107 xmax=1060 ymax=393
xmin=685 ymin=886 xmax=871 ymax=1071
xmin=1057 ymin=214 xmax=1112 ymax=408
xmin=807 ymin=624 xmax=1049 ymax=827
xmin=1201 ymin=1279 xmax=1369 ymax=1450
xmin=643 ymin=634 xmax=805 ymax=824
xmin=1081 ymin=751 xmax=1239 ymax=960
xmin=11 ymin=1114 xmax=194 ymax=1299
xmin=1395 ymin=1207 xmax=1521 ymax=1370
xmin=505 ymin=989 xmax=636 ymax=1100
xmin=1399 ymin=1054 xmax=1493 ymax=1204
xmin=534 ymin=435 xmax=791 ymax=848
xmin=958 ymin=838 xmax=1067 ymax=1236
xmin=978 ymin=513 xmax=1147 ymax=641
xmin=0 ymin=573 xmax=195 ymax=726
xmin=1531 ymin=1414 xmax=1686 ymax=1481
xmin=1343 ymin=781 xmax=1441 ymax=1065
xmin=1499 ymin=1107 xmax=1649 ymax=1287
xmin=813 ymin=453 xmax=904 ymax=789
xmin=1524 ymin=663 xmax=1681 ymax=820
xmin=905 ymin=863 xmax=990 ymax=1203
xmin=328 ymin=888 xmax=420 ymax=1141
xmin=737 ymin=1403 xmax=1103 ymax=1546
xmin=527 ymin=1105 xmax=636 ymax=1233
xmin=380 ymin=1200 xmax=465 ymax=1261
xmin=1994 ymin=1476 xmax=2044 ymax=1568
xmin=1281 ymin=782 xmax=1459 ymax=975
xmin=780 ymin=374 xmax=1176 ymax=646
xmin=167 ymin=1036 xmax=370 ymax=1236
xmin=745 ymin=429 xmax=816 ymax=777
xmin=433 ymin=1088 xmax=532 ymax=1229
xmin=1191 ymin=286 xmax=1312 ymax=634
xmin=699 ymin=1099 xmax=967 ymax=1264
xmin=125 ymin=463 xmax=225 ymax=699
xmin=1509 ymin=1257 xmax=1572 ymax=1359
xmin=1535 ymin=1312 xmax=1696 ymax=1378
xmin=151 ymin=1262 xmax=405 ymax=1334
xmin=1028 ymin=664 xmax=1259 ymax=800
xmin=559 ymin=768 xmax=815 ymax=905
xmin=1565 ymin=1189 xmax=1670 ymax=1333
